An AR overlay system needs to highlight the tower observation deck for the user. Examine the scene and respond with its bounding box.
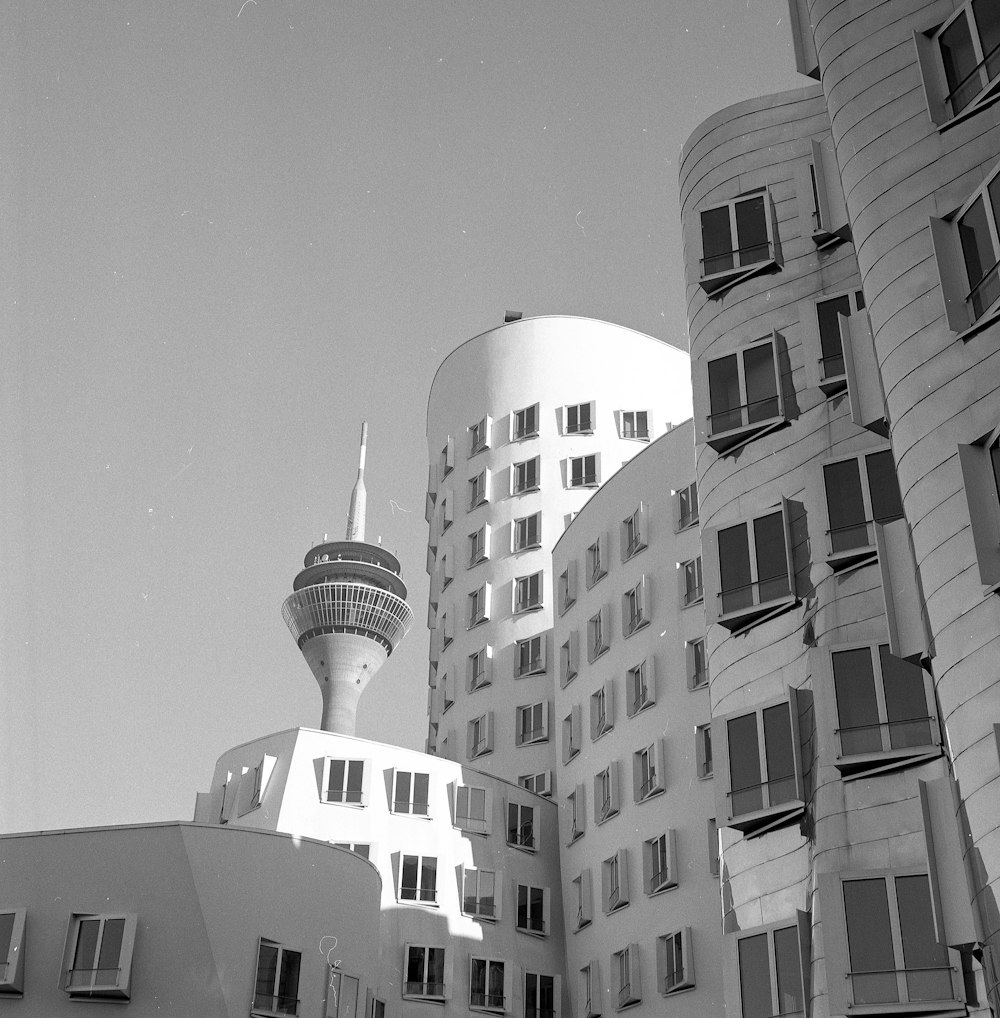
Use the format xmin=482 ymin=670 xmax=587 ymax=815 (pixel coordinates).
xmin=281 ymin=423 xmax=414 ymax=735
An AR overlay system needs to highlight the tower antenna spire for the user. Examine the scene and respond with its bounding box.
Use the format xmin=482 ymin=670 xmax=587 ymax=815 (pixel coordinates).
xmin=345 ymin=421 xmax=368 ymax=542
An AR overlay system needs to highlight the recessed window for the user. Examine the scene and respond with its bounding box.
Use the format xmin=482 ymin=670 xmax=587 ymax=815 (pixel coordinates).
xmin=516 ymin=701 xmax=549 ymax=746
xmin=519 ymin=771 xmax=551 ymax=796
xmin=566 ymin=401 xmax=595 ymax=434
xmin=696 ymin=725 xmax=713 ymax=778
xmin=620 ymin=410 xmax=649 ymax=441
xmin=514 ymin=572 xmax=543 ymax=613
xmin=590 ymin=683 xmax=614 ymax=740
xmin=456 ymin=785 xmax=491 ymax=834
xmin=730 ymin=917 xmax=808 ymax=1018
xmin=705 ymin=336 xmax=784 ymax=452
xmin=602 ymin=850 xmax=630 ymax=913
xmin=470 ymin=958 xmax=507 ymax=1012
xmin=581 ymin=961 xmax=601 ymax=1016
xmin=468 ymin=647 xmax=492 ymax=690
xmin=469 ymin=525 xmax=489 ymax=567
xmin=332 ymin=842 xmax=370 ymax=860
xmin=468 ymin=713 xmax=493 ymax=759
xmin=463 ymin=867 xmax=498 ymax=920
xmin=573 ymin=871 xmax=594 ymax=929
xmin=708 ymin=818 xmax=720 ymax=876
xmin=507 ymin=801 xmax=536 ymax=850
xmin=327 ymin=971 xmax=360 ymax=1018
xmin=563 ymin=707 xmax=582 ymax=764
xmin=698 ymin=191 xmax=778 ymax=294
xmin=586 ymin=535 xmax=607 ymax=587
xmin=392 ymin=770 xmax=430 ymax=816
xmin=622 ymin=579 xmax=649 ymax=636
xmin=440 ymin=437 xmax=454 ymax=477
xmin=440 ymin=552 xmax=453 ymax=590
xmin=633 ymin=740 xmax=664 ymax=801
xmin=682 ymin=557 xmax=703 ymax=607
xmin=405 ymin=946 xmax=446 ymax=1000
xmin=441 ymin=494 xmax=453 ymax=531
xmin=613 ymin=944 xmax=641 ymax=1009
xmin=525 ymin=973 xmax=557 ymax=1018
xmin=567 ymin=784 xmax=585 ymax=840
xmin=441 ymin=673 xmax=454 ymax=712
xmin=469 ymin=469 xmax=490 ymax=510
xmin=657 ymin=929 xmax=695 ymax=995
xmin=469 ymin=415 xmax=491 ymax=455
xmin=621 ymin=505 xmax=647 ymax=560
xmin=594 ymin=763 xmax=620 ymax=824
xmin=558 ymin=561 xmax=577 ymax=613
xmin=513 ymin=456 xmax=541 ymax=494
xmin=513 ymin=403 xmax=539 ymax=440
xmin=323 ymin=758 xmax=366 ymax=805
xmin=958 ymin=427 xmax=1000 ymax=586
xmin=515 ymin=634 xmax=546 ymax=677
xmin=516 ymin=884 xmax=549 ymax=935
xmin=643 ymin=831 xmax=677 ymax=895
xmin=513 ymin=512 xmax=541 ymax=551
xmin=587 ymin=608 xmax=610 ymax=663
xmin=687 ymin=639 xmax=708 ymax=690
xmin=400 ymin=855 xmax=438 ymax=904
xmin=810 ymin=289 xmax=865 ymax=394
xmin=0 ymin=909 xmax=25 ymax=996
xmin=626 ymin=659 xmax=655 ymax=716
xmin=252 ymin=937 xmax=300 ymax=1016
xmin=560 ymin=632 xmax=579 ymax=687
xmin=569 ymin=454 xmax=599 ymax=488
xmin=440 ymin=610 xmax=453 ymax=650
xmin=469 ymin=584 xmax=491 ymax=627
xmin=676 ymin=481 xmax=698 ymax=531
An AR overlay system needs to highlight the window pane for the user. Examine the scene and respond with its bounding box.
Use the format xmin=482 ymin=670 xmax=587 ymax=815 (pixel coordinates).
xmin=427 ymin=948 xmax=445 ymax=987
xmin=328 ymin=759 xmax=346 ymax=799
xmin=879 ymin=646 xmax=933 ymax=749
xmin=754 ymin=511 xmax=790 ymax=603
xmin=939 ymin=12 xmax=979 ymax=111
xmin=719 ymin=523 xmax=753 ymax=613
xmin=896 ymin=874 xmax=953 ymax=1001
xmin=709 ymin=354 xmax=743 ymax=432
xmin=402 ymin=856 xmax=418 ymax=897
xmin=413 ymin=773 xmax=429 ymax=814
xmin=728 ymin=713 xmax=763 ymax=815
xmin=833 ymin=648 xmax=883 ymax=755
xmin=738 ymin=933 xmax=772 ymax=1018
xmin=702 ymin=205 xmax=735 ymax=274
xmin=825 ymin=460 xmax=869 ymax=552
xmin=345 ymin=760 xmax=364 ymax=801
xmin=256 ymin=942 xmax=279 ymax=999
xmin=735 ymin=195 xmax=769 ymax=264
xmin=420 ymin=857 xmax=437 ymax=901
xmin=744 ymin=344 xmax=779 ymax=423
xmin=866 ymin=451 xmax=904 ymax=524
xmin=817 ymin=295 xmax=851 ymax=378
xmin=396 ymin=772 xmax=411 ymax=810
xmin=470 ymin=786 xmax=486 ymax=821
xmin=278 ymin=950 xmax=301 ymax=1012
xmin=958 ymin=194 xmax=999 ymax=318
xmin=975 ymin=0 xmax=1000 ymax=84
xmin=96 ymin=918 xmax=125 ymax=984
xmin=407 ymin=947 xmax=425 ymax=985
xmin=774 ymin=925 xmax=804 ymax=1016
xmin=843 ymin=879 xmax=898 ymax=1004
xmin=763 ymin=703 xmax=796 ymax=806
xmin=0 ymin=913 xmax=13 ymax=965
xmin=71 ymin=919 xmax=101 ymax=986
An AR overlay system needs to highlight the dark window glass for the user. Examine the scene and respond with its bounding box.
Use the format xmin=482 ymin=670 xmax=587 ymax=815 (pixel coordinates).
xmin=396 ymin=772 xmax=411 ymax=811
xmin=977 ymin=0 xmax=1000 ymax=83
xmin=738 ymin=933 xmax=771 ymax=1018
xmin=346 ymin=760 xmax=363 ymax=801
xmin=774 ymin=925 xmax=804 ymax=1015
xmin=844 ymin=879 xmax=898 ymax=1004
xmin=896 ymin=875 xmax=952 ymax=1002
xmin=702 ymin=205 xmax=735 ymax=275
xmin=96 ymin=918 xmax=125 ymax=983
xmin=736 ymin=195 xmax=770 ymax=264
xmin=413 ymin=772 xmax=430 ymax=814
xmin=0 ymin=913 xmax=13 ymax=963
xmin=754 ymin=511 xmax=790 ymax=603
xmin=420 ymin=857 xmax=437 ymax=901
xmin=708 ymin=354 xmax=742 ymax=432
xmin=728 ymin=712 xmax=763 ymax=815
xmin=940 ymin=12 xmax=979 ymax=110
xmin=278 ymin=949 xmax=301 ymax=1012
xmin=763 ymin=703 xmax=796 ymax=805
xmin=879 ymin=646 xmax=933 ymax=749
xmin=833 ymin=648 xmax=882 ymax=755
xmin=825 ymin=459 xmax=868 ymax=552
xmin=817 ymin=294 xmax=851 ymax=378
xmin=744 ymin=345 xmax=779 ymax=423
xmin=719 ymin=522 xmax=752 ymax=613
xmin=867 ymin=451 xmax=904 ymax=523
xmin=402 ymin=856 xmax=419 ymax=899
xmin=256 ymin=942 xmax=279 ymax=1001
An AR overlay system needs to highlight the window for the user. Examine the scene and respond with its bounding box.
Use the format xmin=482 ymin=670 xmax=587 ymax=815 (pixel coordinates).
xmin=514 ymin=572 xmax=543 ymax=613
xmin=823 ymin=449 xmax=903 ymax=568
xmin=958 ymin=427 xmax=1000 ymax=585
xmin=633 ymin=741 xmax=664 ymax=801
xmin=468 ymin=647 xmax=492 ymax=690
xmin=393 ymin=770 xmax=430 ymax=816
xmin=327 ymin=971 xmax=360 ymax=1018
xmin=676 ymin=481 xmax=698 ymax=531
xmin=471 ymin=958 xmax=507 ymax=1012
xmin=252 ymin=937 xmax=300 ymax=1016
xmin=513 ymin=512 xmax=541 ymax=551
xmin=620 ymin=411 xmax=649 ymax=441
xmin=807 ymin=289 xmax=865 ymax=394
xmin=621 ymin=506 xmax=647 ymax=560
xmin=332 ymin=842 xmax=371 ymax=860
xmin=643 ymin=831 xmax=677 ymax=894
xmin=469 ymin=525 xmax=489 ymax=566
xmin=573 ymin=871 xmax=594 ymax=929
xmin=370 ymin=997 xmax=386 ymax=1018
xmin=469 ymin=584 xmax=491 ymax=627
xmin=567 ymin=783 xmax=586 ymax=841
xmin=682 ymin=557 xmax=703 ymax=606
xmin=626 ymin=659 xmax=655 ymax=716
xmin=323 ymin=759 xmax=366 ymax=805
xmin=516 ymin=701 xmax=549 ymax=746
xmin=560 ymin=632 xmax=579 ymax=687
xmin=507 ymin=801 xmax=536 ymax=850
xmin=0 ymin=909 xmax=25 ymax=996
xmin=603 ymin=850 xmax=630 ymax=913
xmin=513 ymin=403 xmax=539 ymax=440
xmin=714 ymin=690 xmax=805 ymax=835
xmin=826 ymin=643 xmax=941 ymax=776
xmin=708 ymin=818 xmax=720 ymax=876
xmin=730 ymin=916 xmax=809 ymax=1018
xmin=440 ymin=552 xmax=454 ymax=590
xmin=704 ymin=502 xmax=796 ymax=632
xmin=470 ymin=415 xmax=492 ymax=455
xmin=456 ymin=785 xmax=491 ymax=834
xmin=469 ymin=469 xmax=490 ymax=510
xmin=821 ymin=872 xmax=961 ymax=1014
xmin=441 ymin=494 xmax=453 ymax=531
xmin=440 ymin=437 xmax=454 ymax=477
xmin=400 ymin=855 xmax=438 ymax=904
xmin=698 ymin=191 xmax=778 ymax=294
xmin=440 ymin=610 xmax=453 ymax=649
xmin=590 ymin=683 xmax=614 ymax=740
xmin=594 ymin=763 xmax=619 ymax=823
xmin=687 ymin=639 xmax=708 ymax=690
xmin=468 ymin=713 xmax=493 ymax=758
xmin=515 ymin=634 xmax=546 ymax=676
xmin=513 ymin=456 xmax=540 ymax=493
xmin=566 ymin=401 xmax=595 ymax=434
xmin=442 ymin=673 xmax=454 ymax=712
xmin=586 ymin=535 xmax=607 ymax=586
xmin=558 ymin=561 xmax=577 ymax=613
xmin=563 ymin=707 xmax=582 ymax=764
xmin=705 ymin=336 xmax=784 ymax=451
xmin=657 ymin=929 xmax=694 ymax=995
xmin=569 ymin=454 xmax=599 ymax=488
xmin=587 ymin=607 xmax=610 ymax=662
xmin=519 ymin=771 xmax=551 ymax=796
xmin=613 ymin=945 xmax=641 ymax=1009
xmin=516 ymin=884 xmax=549 ymax=935
xmin=463 ymin=867 xmax=498 ymax=920
xmin=525 ymin=973 xmax=556 ymax=1018
xmin=405 ymin=945 xmax=446 ymax=999
xmin=696 ymin=725 xmax=713 ymax=778
xmin=582 ymin=962 xmax=601 ymax=1017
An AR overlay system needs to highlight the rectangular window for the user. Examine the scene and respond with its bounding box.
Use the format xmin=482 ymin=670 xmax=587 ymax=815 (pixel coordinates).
xmin=519 ymin=772 xmax=551 ymax=796
xmin=468 ymin=647 xmax=491 ymax=690
xmin=633 ymin=741 xmax=663 ymax=801
xmin=813 ymin=289 xmax=865 ymax=392
xmin=590 ymin=683 xmax=614 ymax=740
xmin=327 ymin=971 xmax=360 ymax=1018
xmin=933 ymin=1 xmax=1000 ymax=119
xmin=682 ymin=557 xmax=703 ymax=606
xmin=324 ymin=759 xmax=365 ymax=805
xmin=958 ymin=428 xmax=1000 ymax=585
xmin=441 ymin=437 xmax=454 ymax=477
xmin=626 ymin=659 xmax=655 ymax=716
xmin=643 ymin=832 xmax=676 ymax=894
xmin=588 ymin=608 xmax=609 ymax=662
xmin=687 ymin=639 xmax=708 ymax=690
xmin=441 ymin=494 xmax=453 ymax=531
xmin=708 ymin=818 xmax=720 ymax=876
xmin=603 ymin=850 xmax=630 ymax=913
xmin=513 ymin=403 xmax=539 ymax=440
xmin=0 ymin=909 xmax=25 ymax=995
xmin=733 ymin=919 xmax=807 ymax=1018
xmin=469 ymin=470 xmax=489 ymax=510
xmin=517 ymin=701 xmax=549 ymax=746
xmin=620 ymin=410 xmax=649 ymax=441
xmin=393 ymin=771 xmax=430 ymax=816
xmin=405 ymin=946 xmax=446 ymax=999
xmin=440 ymin=552 xmax=453 ymax=590
xmin=677 ymin=480 xmax=698 ymax=531
xmin=440 ymin=610 xmax=453 ymax=649
xmin=470 ymin=958 xmax=506 ymax=1012
xmin=560 ymin=632 xmax=579 ymax=687
xmin=468 ymin=713 xmax=493 ymax=759
xmin=614 ymin=945 xmax=641 ymax=1009
xmin=514 ymin=572 xmax=543 ymax=613
xmin=507 ymin=801 xmax=536 ymax=850
xmin=658 ymin=929 xmax=695 ymax=995
xmin=566 ymin=401 xmax=595 ymax=434
xmin=595 ymin=763 xmax=619 ymax=823
xmin=469 ymin=584 xmax=491 ymax=627
xmin=568 ymin=784 xmax=586 ymax=840
xmin=621 ymin=505 xmax=647 ymax=559
xmin=469 ymin=526 xmax=489 ymax=566
xmin=463 ymin=867 xmax=498 ymax=920
xmin=252 ymin=937 xmax=300 ymax=1016
xmin=516 ymin=884 xmax=548 ymax=935
xmin=513 ymin=512 xmax=541 ymax=551
xmin=470 ymin=415 xmax=491 ymax=455
xmin=456 ymin=785 xmax=490 ymax=834
xmin=513 ymin=456 xmax=541 ymax=494
xmin=442 ymin=673 xmax=454 ymax=712
xmin=823 ymin=449 xmax=903 ymax=567
xmin=622 ymin=578 xmax=649 ymax=636
xmin=515 ymin=635 xmax=546 ymax=677
xmin=587 ymin=535 xmax=607 ymax=586
xmin=574 ymin=872 xmax=594 ymax=929
xmin=332 ymin=842 xmax=370 ymax=860
xmin=569 ymin=455 xmax=598 ymax=488
xmin=558 ymin=560 xmax=577 ymax=613
xmin=400 ymin=855 xmax=438 ymax=904
xmin=563 ymin=707 xmax=582 ymax=764
xmin=699 ymin=192 xmax=777 ymax=294
xmin=706 ymin=337 xmax=784 ymax=451
xmin=696 ymin=725 xmax=713 ymax=778
xmin=525 ymin=973 xmax=556 ymax=1018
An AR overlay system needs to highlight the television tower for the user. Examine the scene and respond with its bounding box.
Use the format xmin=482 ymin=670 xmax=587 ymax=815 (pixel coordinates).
xmin=281 ymin=422 xmax=414 ymax=735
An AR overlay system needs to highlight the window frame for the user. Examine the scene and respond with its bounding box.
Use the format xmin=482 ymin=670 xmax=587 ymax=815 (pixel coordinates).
xmin=565 ymin=401 xmax=596 ymax=435
xmin=558 ymin=560 xmax=578 ymax=614
xmin=518 ymin=771 xmax=551 ymax=797
xmin=723 ymin=914 xmax=811 ymax=1018
xmin=524 ymin=972 xmax=559 ymax=1018
xmin=681 ymin=556 xmax=703 ymax=607
xmin=587 ymin=607 xmax=610 ymax=663
xmin=326 ymin=970 xmax=360 ymax=1018
xmin=516 ymin=700 xmax=550 ymax=747
xmin=251 ymin=936 xmax=301 ymax=1017
xmin=468 ymin=712 xmax=494 ymax=759
xmin=567 ymin=783 xmax=587 ymax=842
xmin=455 ymin=784 xmax=493 ymax=835
xmin=697 ymin=189 xmax=780 ymax=296
xmin=632 ymin=739 xmax=665 ymax=802
xmin=469 ymin=415 xmax=493 ymax=456
xmin=563 ymin=706 xmax=583 ymax=765
xmin=507 ymin=800 xmax=537 ymax=852
xmin=513 ymin=403 xmax=540 ymax=441
xmin=440 ymin=437 xmax=455 ymax=477
xmin=619 ymin=410 xmax=650 ymax=442
xmin=515 ymin=882 xmax=551 ymax=937
xmin=800 ymin=288 xmax=866 ymax=396
xmin=469 ymin=583 xmax=492 ymax=628
xmin=514 ymin=571 xmax=544 ymax=614
xmin=686 ymin=639 xmax=708 ymax=691
xmin=469 ymin=956 xmax=510 ymax=1014
xmin=0 ymin=908 xmax=25 ymax=996
xmin=621 ymin=504 xmax=648 ymax=560
xmin=958 ymin=425 xmax=1000 ymax=588
xmin=675 ymin=481 xmax=699 ymax=532
xmin=467 ymin=646 xmax=493 ymax=691
xmin=622 ymin=577 xmax=650 ymax=637
xmin=602 ymin=849 xmax=630 ymax=914
xmin=696 ymin=724 xmax=713 ymax=779
xmin=398 ymin=853 xmax=439 ymax=906
xmin=514 ymin=634 xmax=547 ymax=677
xmin=625 ymin=658 xmax=656 ymax=716
xmin=462 ymin=865 xmax=501 ymax=921
xmin=392 ymin=769 xmax=431 ymax=817
xmin=642 ymin=831 xmax=677 ymax=896
xmin=586 ymin=534 xmax=608 ymax=588
xmin=568 ymin=454 xmax=600 ymax=489
xmin=612 ymin=944 xmax=641 ymax=1010
xmin=594 ymin=762 xmax=620 ymax=824
xmin=581 ymin=960 xmax=601 ymax=1017
xmin=322 ymin=758 xmax=369 ymax=807
xmin=657 ymin=928 xmax=695 ymax=996
xmin=560 ymin=631 xmax=579 ymax=688
xmin=403 ymin=944 xmax=449 ymax=1001
xmin=590 ymin=681 xmax=615 ymax=741
xmin=469 ymin=525 xmax=490 ymax=567
xmin=573 ymin=872 xmax=594 ymax=930
xmin=469 ymin=468 xmax=491 ymax=511
xmin=513 ymin=512 xmax=542 ymax=552
xmin=512 ymin=456 xmax=541 ymax=495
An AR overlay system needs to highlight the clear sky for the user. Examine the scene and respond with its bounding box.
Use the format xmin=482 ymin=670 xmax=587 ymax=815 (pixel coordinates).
xmin=2 ymin=0 xmax=804 ymax=833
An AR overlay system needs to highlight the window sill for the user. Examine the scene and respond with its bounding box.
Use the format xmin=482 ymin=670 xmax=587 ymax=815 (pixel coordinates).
xmin=699 ymin=256 xmax=779 ymax=296
xmin=402 ymin=993 xmax=446 ymax=1005
xmin=588 ymin=647 xmax=610 ymax=665
xmin=455 ymin=823 xmax=490 ymax=838
xmin=624 ymin=618 xmax=649 ymax=638
xmin=512 ymin=485 xmax=541 ymax=496
xmin=955 ymin=303 xmax=1000 ymax=343
xmin=936 ymin=78 xmax=1000 ymax=134
xmin=614 ymin=997 xmax=642 ymax=1012
xmin=512 ymin=431 xmax=539 ymax=442
xmin=628 ymin=700 xmax=655 ymax=718
xmin=569 ymin=482 xmax=600 ymax=490
xmin=514 ymin=604 xmax=544 ymax=616
xmin=470 ymin=1003 xmax=506 ymax=1015
xmin=819 ymin=371 xmax=848 ymax=397
xmin=506 ymin=841 xmax=538 ymax=855
xmin=67 ymin=986 xmax=130 ymax=1001
xmin=726 ymin=798 xmax=805 ymax=837
xmin=647 ymin=880 xmax=678 ymax=897
xmin=463 ymin=910 xmax=497 ymax=923
xmin=566 ymin=428 xmax=595 ymax=436
xmin=706 ymin=415 xmax=787 ymax=455
xmin=811 ymin=225 xmax=850 ymax=250
xmin=561 ymin=671 xmax=578 ymax=689
xmin=836 ymin=743 xmax=942 ymax=780
xmin=398 ymin=897 xmax=440 ymax=908
xmin=469 ymin=555 xmax=488 ymax=569
xmin=636 ymin=786 xmax=665 ymax=803
xmin=675 ymin=518 xmax=699 ymax=534
xmin=624 ymin=543 xmax=647 ymax=560
xmin=826 ymin=546 xmax=878 ymax=574
xmin=514 ymin=542 xmax=542 ymax=553
xmin=688 ymin=679 xmax=709 ymax=692
xmin=661 ymin=982 xmax=696 ymax=997
xmin=320 ymin=799 xmax=368 ymax=809
xmin=515 ymin=925 xmax=548 ymax=939
xmin=844 ymin=1000 xmax=965 ymax=1018
xmin=716 ymin=593 xmax=798 ymax=634
xmin=558 ymin=597 xmax=576 ymax=616
xmin=682 ymin=595 xmax=704 ymax=609
xmin=468 ymin=617 xmax=489 ymax=630
xmin=574 ymin=918 xmax=593 ymax=933
xmin=596 ymin=809 xmax=620 ymax=826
